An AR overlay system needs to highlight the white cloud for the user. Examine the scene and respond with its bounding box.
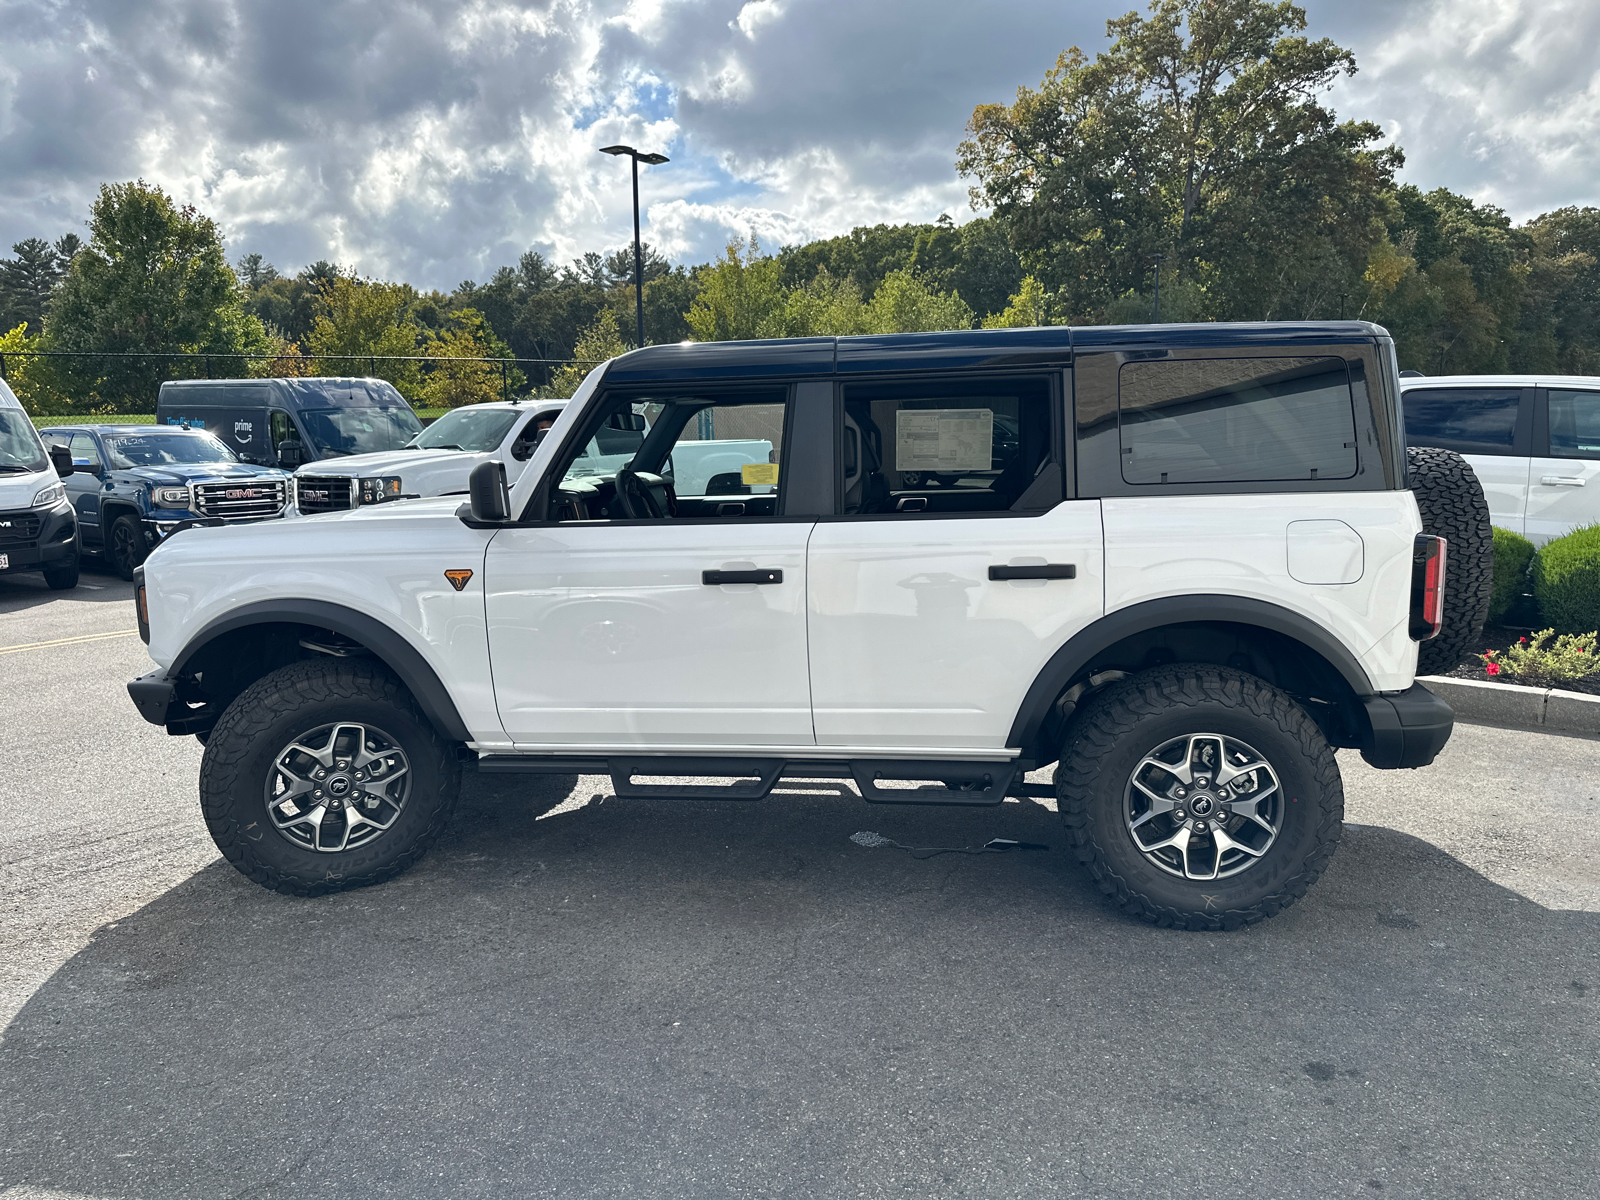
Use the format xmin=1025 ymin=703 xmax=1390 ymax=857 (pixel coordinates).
xmin=0 ymin=0 xmax=1592 ymax=291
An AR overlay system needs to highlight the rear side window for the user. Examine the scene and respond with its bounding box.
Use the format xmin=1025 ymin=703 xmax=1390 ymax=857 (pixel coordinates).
xmin=1403 ymin=387 xmax=1521 ymax=455
xmin=1548 ymin=389 xmax=1600 ymax=458
xmin=839 ymin=377 xmax=1059 ymax=516
xmin=1119 ymin=357 xmax=1357 ymax=484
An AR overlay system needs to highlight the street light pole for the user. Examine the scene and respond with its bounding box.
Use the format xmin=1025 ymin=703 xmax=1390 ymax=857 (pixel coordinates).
xmin=599 ymin=145 xmax=670 ymax=348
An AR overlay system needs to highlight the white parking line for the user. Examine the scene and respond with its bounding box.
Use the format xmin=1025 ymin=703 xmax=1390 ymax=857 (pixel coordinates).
xmin=0 ymin=629 xmax=140 ymax=654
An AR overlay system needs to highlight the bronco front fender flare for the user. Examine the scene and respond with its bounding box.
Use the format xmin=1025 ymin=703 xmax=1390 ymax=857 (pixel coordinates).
xmin=170 ymin=599 xmax=474 ymax=743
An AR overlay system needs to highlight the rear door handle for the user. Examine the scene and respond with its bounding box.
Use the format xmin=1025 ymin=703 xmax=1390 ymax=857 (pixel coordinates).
xmin=703 ymin=568 xmax=783 ymax=585
xmin=1540 ymin=476 xmax=1586 ymax=487
xmin=988 ymin=564 xmax=1076 ymax=581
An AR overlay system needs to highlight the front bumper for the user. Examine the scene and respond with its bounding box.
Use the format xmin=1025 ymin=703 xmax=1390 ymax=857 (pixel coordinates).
xmin=1360 ymin=683 xmax=1454 ymax=769
xmin=127 ymin=669 xmax=218 ymax=735
xmin=0 ymin=502 xmax=77 ymax=573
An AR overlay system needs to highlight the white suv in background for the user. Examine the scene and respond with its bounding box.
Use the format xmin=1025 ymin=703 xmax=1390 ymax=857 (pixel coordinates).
xmin=1400 ymin=374 xmax=1600 ymax=544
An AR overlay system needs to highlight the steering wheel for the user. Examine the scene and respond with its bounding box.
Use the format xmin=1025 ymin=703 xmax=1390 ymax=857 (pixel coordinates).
xmin=614 ymin=468 xmax=673 ymax=519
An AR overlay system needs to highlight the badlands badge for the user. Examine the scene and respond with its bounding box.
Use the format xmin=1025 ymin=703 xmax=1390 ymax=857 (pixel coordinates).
xmin=444 ymin=569 xmax=474 ymax=592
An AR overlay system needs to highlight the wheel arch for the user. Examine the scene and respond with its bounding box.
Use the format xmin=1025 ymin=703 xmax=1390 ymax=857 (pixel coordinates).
xmin=1008 ymin=595 xmax=1377 ymax=763
xmin=172 ymin=600 xmax=473 ymax=743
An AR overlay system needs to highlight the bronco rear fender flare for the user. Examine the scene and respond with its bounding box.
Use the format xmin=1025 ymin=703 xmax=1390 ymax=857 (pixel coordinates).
xmin=171 ymin=599 xmax=474 ymax=743
xmin=1006 ymin=594 xmax=1377 ymax=755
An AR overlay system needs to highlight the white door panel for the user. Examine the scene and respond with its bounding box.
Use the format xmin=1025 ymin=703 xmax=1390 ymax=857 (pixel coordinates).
xmin=1102 ymin=493 xmax=1421 ymax=693
xmin=807 ymin=502 xmax=1105 ymax=750
xmin=1524 ymin=456 xmax=1600 ymax=545
xmin=1462 ymin=453 xmax=1529 ymax=536
xmin=486 ymin=523 xmax=814 ymax=745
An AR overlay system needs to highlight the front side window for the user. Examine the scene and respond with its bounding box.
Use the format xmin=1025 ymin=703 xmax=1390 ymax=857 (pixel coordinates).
xmin=549 ymin=389 xmax=790 ymax=520
xmin=298 ymin=407 xmax=423 ymax=456
xmin=839 ymin=377 xmax=1057 ymax=516
xmin=69 ymin=432 xmax=104 ymax=468
xmin=0 ymin=411 xmax=48 ymax=473
xmin=407 ymin=407 xmax=520 ymax=453
xmin=1548 ymin=389 xmax=1600 ymax=458
xmin=1119 ymin=357 xmax=1357 ymax=485
xmin=1403 ymin=387 xmax=1521 ymax=455
xmin=102 ymin=432 xmax=239 ymax=468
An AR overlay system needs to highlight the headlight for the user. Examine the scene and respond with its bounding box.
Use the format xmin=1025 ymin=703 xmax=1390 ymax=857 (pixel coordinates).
xmin=358 ymin=476 xmax=403 ymax=504
xmin=31 ymin=482 xmax=65 ymax=507
xmin=153 ymin=486 xmax=192 ymax=508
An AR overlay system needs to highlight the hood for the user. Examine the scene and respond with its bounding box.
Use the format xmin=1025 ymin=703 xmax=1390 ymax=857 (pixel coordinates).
xmin=120 ymin=463 xmax=290 ymax=486
xmin=0 ymin=466 xmax=58 ymax=511
xmin=296 ymin=447 xmax=463 ymax=478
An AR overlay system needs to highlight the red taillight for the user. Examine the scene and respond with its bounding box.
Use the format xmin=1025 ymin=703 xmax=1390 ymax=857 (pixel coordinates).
xmin=1410 ymin=535 xmax=1447 ymax=641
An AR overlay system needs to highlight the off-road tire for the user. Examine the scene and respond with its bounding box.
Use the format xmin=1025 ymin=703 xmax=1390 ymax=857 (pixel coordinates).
xmin=109 ymin=514 xmax=146 ymax=581
xmin=198 ymin=658 xmax=461 ymax=896
xmin=1055 ymin=665 xmax=1344 ymax=931
xmin=1408 ymin=446 xmax=1492 ymax=676
xmin=42 ymin=556 xmax=79 ymax=590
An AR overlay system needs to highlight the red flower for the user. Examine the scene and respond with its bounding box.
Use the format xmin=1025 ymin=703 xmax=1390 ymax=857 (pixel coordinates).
xmin=1519 ymin=637 xmax=1528 ymax=644
xmin=1486 ymin=663 xmax=1501 ymax=676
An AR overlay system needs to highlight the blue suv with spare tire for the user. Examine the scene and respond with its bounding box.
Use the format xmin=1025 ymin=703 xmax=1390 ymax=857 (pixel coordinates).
xmin=38 ymin=424 xmax=291 ymax=579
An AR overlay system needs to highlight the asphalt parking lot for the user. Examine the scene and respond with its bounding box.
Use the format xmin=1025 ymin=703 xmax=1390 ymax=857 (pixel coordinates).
xmin=2 ymin=569 xmax=1597 ymax=1200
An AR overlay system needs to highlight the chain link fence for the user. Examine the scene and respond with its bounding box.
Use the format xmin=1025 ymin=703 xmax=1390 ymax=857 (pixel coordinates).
xmin=0 ymin=350 xmax=606 ymax=415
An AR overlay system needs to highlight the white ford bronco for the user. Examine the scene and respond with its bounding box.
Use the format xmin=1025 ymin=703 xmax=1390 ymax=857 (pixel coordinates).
xmin=128 ymin=324 xmax=1468 ymax=930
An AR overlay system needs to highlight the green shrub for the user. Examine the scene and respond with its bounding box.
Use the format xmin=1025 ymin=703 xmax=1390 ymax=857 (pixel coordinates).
xmin=1488 ymin=526 xmax=1536 ymax=622
xmin=1481 ymin=628 xmax=1600 ymax=686
xmin=1532 ymin=524 xmax=1600 ymax=634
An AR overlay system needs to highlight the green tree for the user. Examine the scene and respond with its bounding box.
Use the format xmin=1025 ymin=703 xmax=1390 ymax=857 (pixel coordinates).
xmin=304 ymin=274 xmax=420 ymax=395
xmin=547 ymin=309 xmax=626 ymax=398
xmin=235 ymin=253 xmax=279 ymax=291
xmin=981 ymin=276 xmax=1053 ymax=328
xmin=417 ymin=308 xmax=521 ymax=408
xmin=246 ymin=275 xmax=320 ymax=343
xmin=686 ymin=237 xmax=790 ymax=341
xmin=958 ymin=0 xmax=1399 ymax=322
xmin=0 ymin=323 xmax=72 ymax=414
xmin=863 ymin=269 xmax=974 ymax=333
xmin=0 ymin=237 xmax=72 ymax=335
xmin=47 ymin=180 xmax=269 ymax=411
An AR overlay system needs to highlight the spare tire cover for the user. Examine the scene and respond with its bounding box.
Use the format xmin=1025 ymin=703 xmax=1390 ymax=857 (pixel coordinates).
xmin=1407 ymin=445 xmax=1493 ymax=676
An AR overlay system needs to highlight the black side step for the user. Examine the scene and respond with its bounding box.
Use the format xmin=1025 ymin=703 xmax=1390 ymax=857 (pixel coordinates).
xmin=849 ymin=760 xmax=1018 ymax=807
xmin=610 ymin=757 xmax=785 ymax=801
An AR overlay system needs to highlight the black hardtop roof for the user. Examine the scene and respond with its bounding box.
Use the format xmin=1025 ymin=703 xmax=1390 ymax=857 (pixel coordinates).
xmin=601 ymin=321 xmax=1388 ymax=384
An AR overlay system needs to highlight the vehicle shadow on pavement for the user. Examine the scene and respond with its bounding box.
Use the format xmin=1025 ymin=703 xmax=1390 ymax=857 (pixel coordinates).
xmin=0 ymin=566 xmax=129 ymax=618
xmin=2 ymin=775 xmax=1597 ymax=1200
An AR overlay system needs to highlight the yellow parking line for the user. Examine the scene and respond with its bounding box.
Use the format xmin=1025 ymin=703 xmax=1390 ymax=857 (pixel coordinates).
xmin=0 ymin=629 xmax=140 ymax=654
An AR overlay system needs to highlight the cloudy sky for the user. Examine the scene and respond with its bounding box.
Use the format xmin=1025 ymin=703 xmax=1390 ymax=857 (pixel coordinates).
xmin=2 ymin=0 xmax=1596 ymax=291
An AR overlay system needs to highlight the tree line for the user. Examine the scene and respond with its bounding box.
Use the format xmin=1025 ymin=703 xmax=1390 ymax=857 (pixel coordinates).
xmin=2 ymin=0 xmax=1596 ymax=415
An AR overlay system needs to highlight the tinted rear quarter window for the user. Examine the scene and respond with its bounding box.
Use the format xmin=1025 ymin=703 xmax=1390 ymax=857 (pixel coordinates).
xmin=1402 ymin=387 xmax=1521 ymax=455
xmin=1119 ymin=357 xmax=1357 ymax=484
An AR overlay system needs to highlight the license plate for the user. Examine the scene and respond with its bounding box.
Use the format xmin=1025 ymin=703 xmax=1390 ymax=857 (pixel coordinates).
xmin=0 ymin=553 xmax=8 ymax=570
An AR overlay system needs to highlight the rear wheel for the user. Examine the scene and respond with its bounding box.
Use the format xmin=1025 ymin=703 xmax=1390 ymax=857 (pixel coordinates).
xmin=198 ymin=658 xmax=461 ymax=896
xmin=109 ymin=514 xmax=146 ymax=581
xmin=1056 ymin=665 xmax=1344 ymax=930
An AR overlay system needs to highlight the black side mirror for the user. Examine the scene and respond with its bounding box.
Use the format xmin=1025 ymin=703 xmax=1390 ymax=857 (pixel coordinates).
xmin=277 ymin=439 xmax=304 ymax=469
xmin=49 ymin=444 xmax=73 ymax=478
xmin=468 ymin=460 xmax=510 ymax=523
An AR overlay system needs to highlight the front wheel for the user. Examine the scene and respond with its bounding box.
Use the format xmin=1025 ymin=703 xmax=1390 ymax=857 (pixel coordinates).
xmin=198 ymin=658 xmax=462 ymax=896
xmin=43 ymin=555 xmax=79 ymax=590
xmin=109 ymin=514 xmax=146 ymax=581
xmin=1055 ymin=665 xmax=1344 ymax=930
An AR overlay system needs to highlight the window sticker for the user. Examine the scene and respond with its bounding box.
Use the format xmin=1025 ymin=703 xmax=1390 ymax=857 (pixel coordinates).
xmin=741 ymin=462 xmax=779 ymax=486
xmin=895 ymin=408 xmax=994 ymax=473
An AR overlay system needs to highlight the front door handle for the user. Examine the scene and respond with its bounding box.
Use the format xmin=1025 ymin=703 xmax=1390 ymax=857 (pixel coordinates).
xmin=703 ymin=568 xmax=783 ymax=585
xmin=1540 ymin=476 xmax=1586 ymax=487
xmin=988 ymin=564 xmax=1076 ymax=581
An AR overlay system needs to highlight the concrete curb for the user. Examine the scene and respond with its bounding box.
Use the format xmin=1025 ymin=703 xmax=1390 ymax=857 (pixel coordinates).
xmin=1418 ymin=674 xmax=1600 ymax=738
